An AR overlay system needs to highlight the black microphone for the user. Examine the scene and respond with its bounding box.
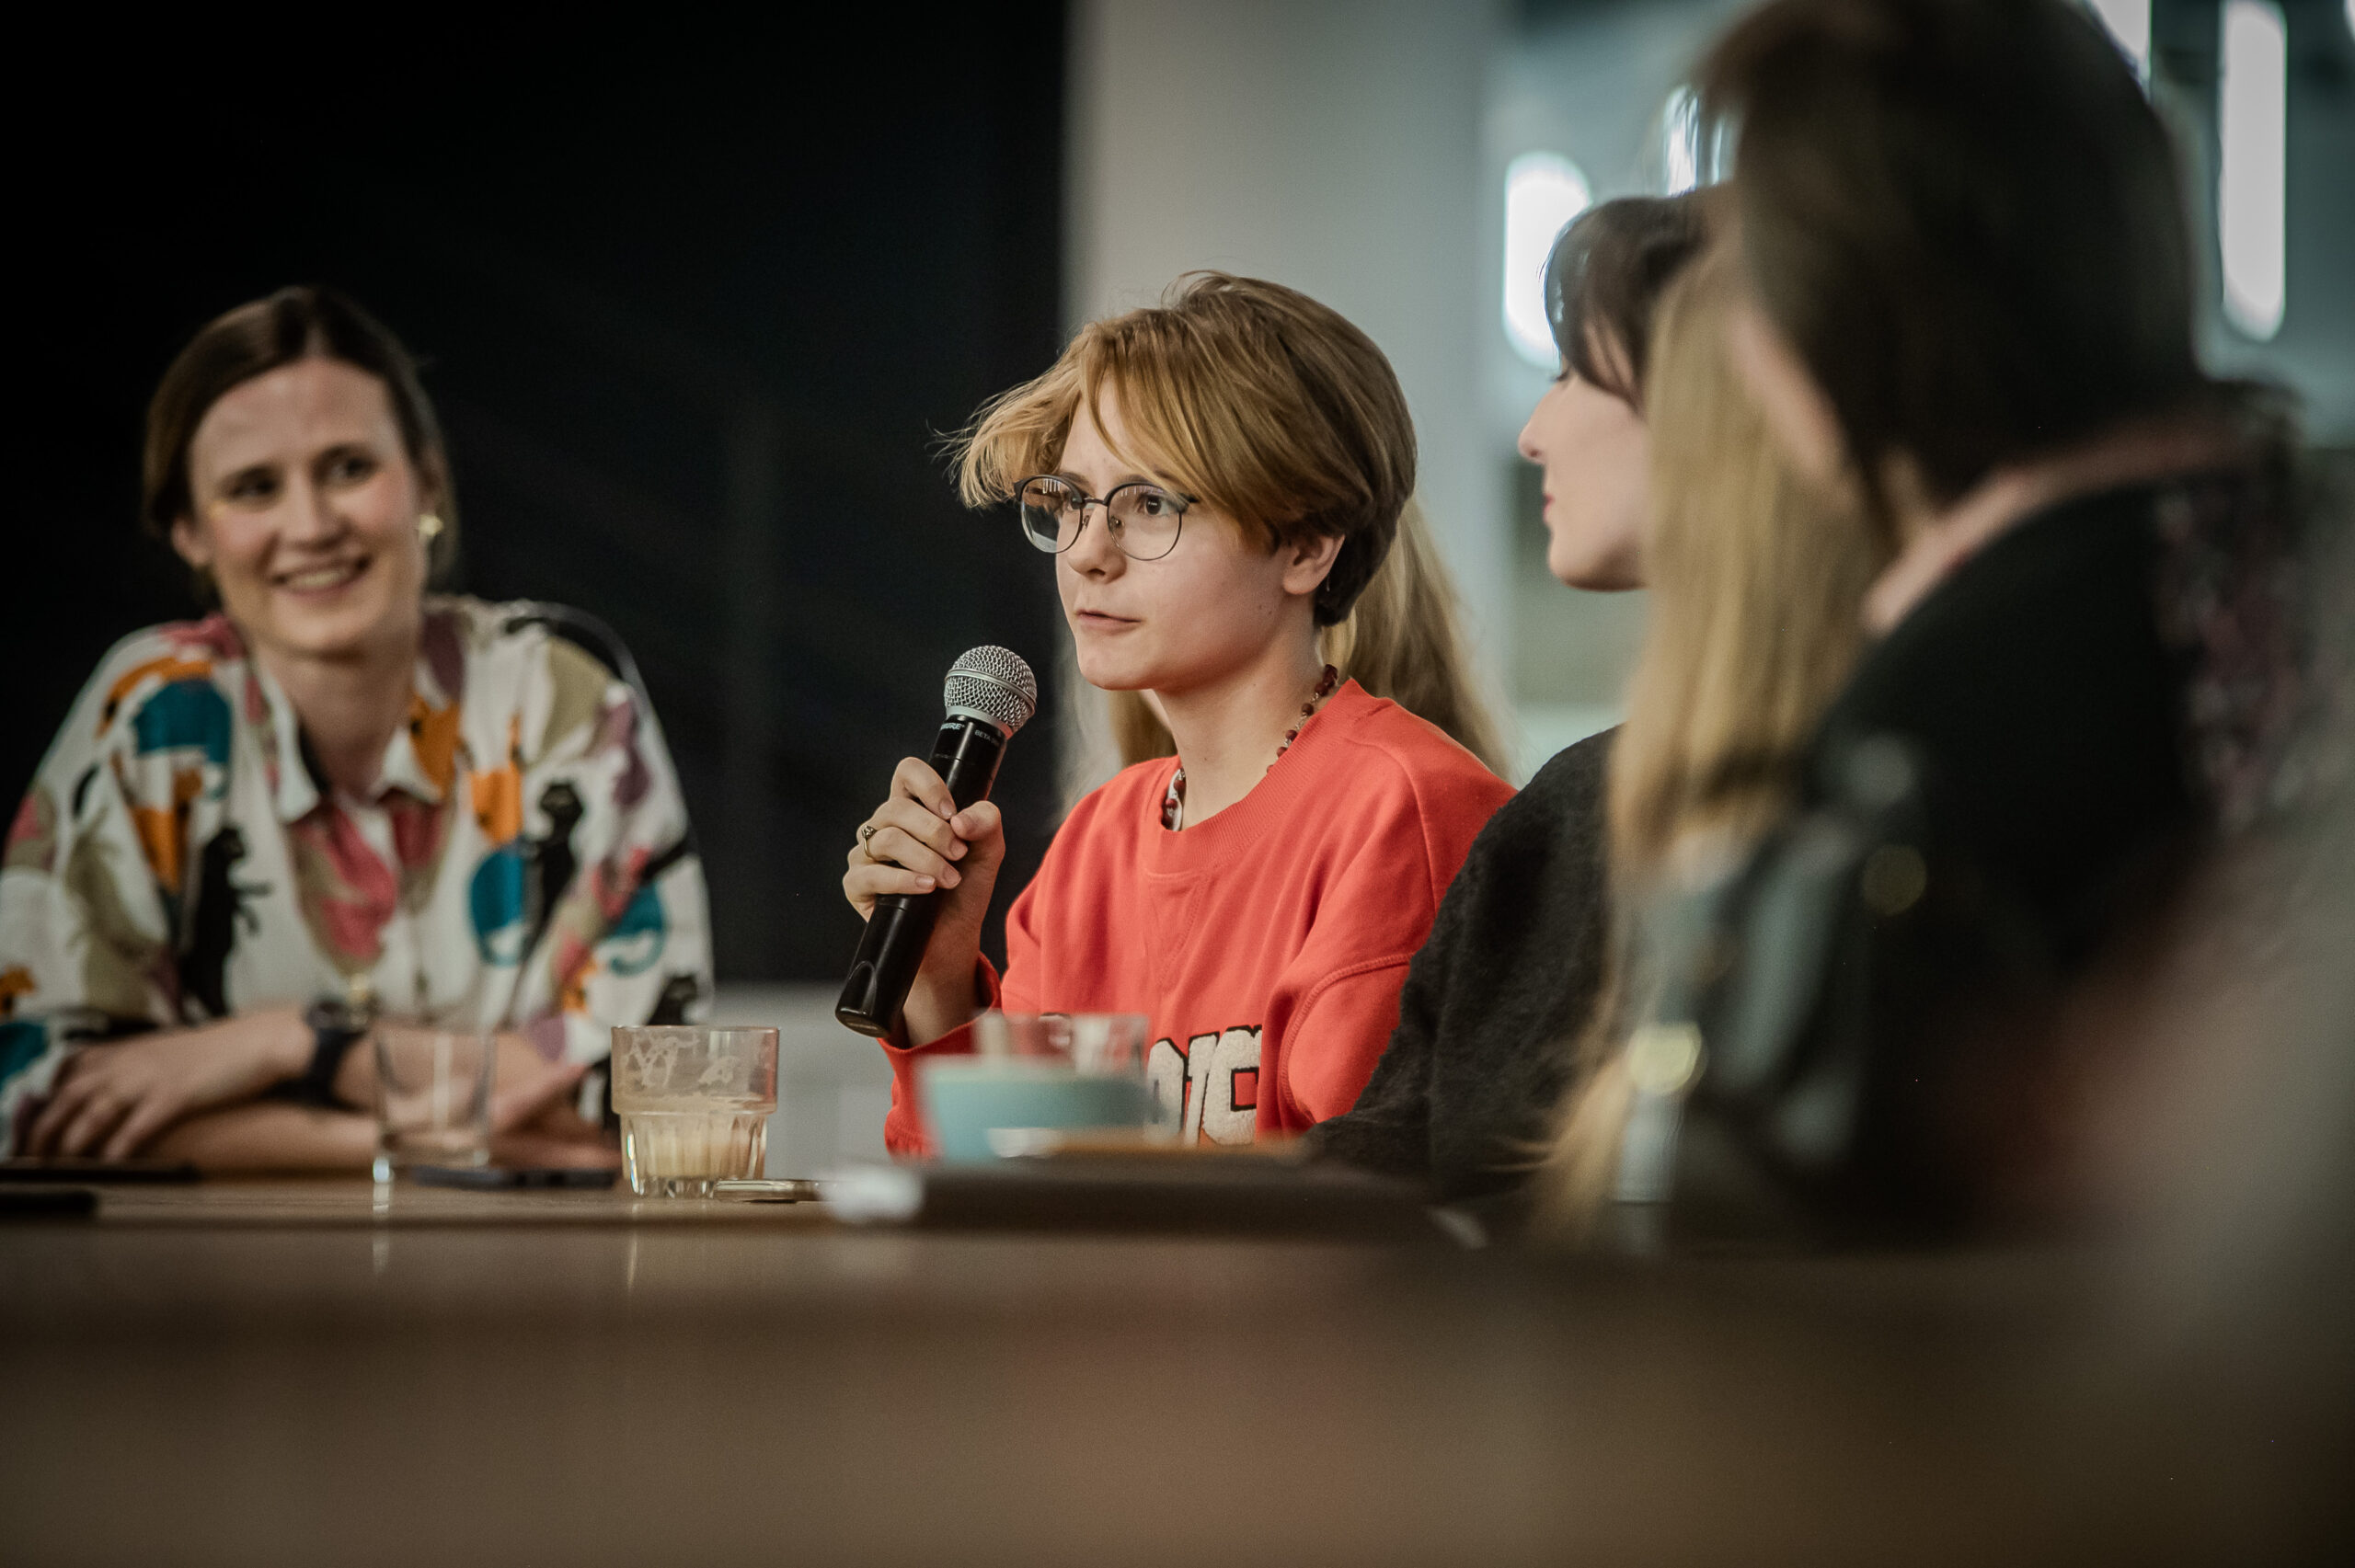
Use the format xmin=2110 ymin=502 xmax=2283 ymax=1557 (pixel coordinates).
xmin=835 ymin=646 xmax=1039 ymax=1038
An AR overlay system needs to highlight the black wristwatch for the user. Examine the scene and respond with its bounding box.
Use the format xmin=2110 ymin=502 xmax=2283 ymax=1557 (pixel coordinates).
xmin=299 ymin=996 xmax=373 ymax=1106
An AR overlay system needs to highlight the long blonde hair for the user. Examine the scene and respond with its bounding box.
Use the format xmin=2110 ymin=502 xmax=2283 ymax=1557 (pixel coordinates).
xmin=1610 ymin=253 xmax=1895 ymax=876
xmin=1108 ymin=495 xmax=1509 ymax=775
xmin=1537 ymin=248 xmax=1894 ymax=1230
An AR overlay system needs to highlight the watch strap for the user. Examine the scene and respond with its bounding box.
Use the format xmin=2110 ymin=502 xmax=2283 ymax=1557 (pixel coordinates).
xmin=300 ymin=1000 xmax=370 ymax=1107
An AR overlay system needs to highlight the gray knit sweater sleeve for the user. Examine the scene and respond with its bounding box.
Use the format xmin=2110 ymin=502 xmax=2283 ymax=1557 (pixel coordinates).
xmin=1312 ymin=730 xmax=1614 ymax=1203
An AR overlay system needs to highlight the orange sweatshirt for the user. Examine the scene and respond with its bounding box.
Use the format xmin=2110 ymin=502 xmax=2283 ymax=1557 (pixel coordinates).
xmin=879 ymin=681 xmax=1515 ymax=1156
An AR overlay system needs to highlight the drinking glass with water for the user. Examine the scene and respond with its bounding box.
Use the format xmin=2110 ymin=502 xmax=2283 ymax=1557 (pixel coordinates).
xmin=372 ymin=1026 xmax=496 ymax=1182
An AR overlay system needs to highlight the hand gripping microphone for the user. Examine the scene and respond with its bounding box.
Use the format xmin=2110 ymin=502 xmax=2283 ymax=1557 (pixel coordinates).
xmin=835 ymin=646 xmax=1039 ymax=1037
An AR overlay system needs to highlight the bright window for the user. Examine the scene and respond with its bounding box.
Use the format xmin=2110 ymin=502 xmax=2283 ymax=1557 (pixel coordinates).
xmin=2085 ymin=0 xmax=2152 ymax=83
xmin=2219 ymin=0 xmax=2288 ymax=340
xmin=1501 ymin=152 xmax=1592 ymax=369
xmin=1662 ymin=86 xmax=1701 ymax=195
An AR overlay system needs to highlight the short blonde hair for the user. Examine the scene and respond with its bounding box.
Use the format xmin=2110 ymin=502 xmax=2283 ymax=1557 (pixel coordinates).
xmin=953 ymin=272 xmax=1415 ymax=626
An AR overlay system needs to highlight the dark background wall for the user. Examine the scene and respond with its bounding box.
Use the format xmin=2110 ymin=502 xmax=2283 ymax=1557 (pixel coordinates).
xmin=14 ymin=14 xmax=1069 ymax=980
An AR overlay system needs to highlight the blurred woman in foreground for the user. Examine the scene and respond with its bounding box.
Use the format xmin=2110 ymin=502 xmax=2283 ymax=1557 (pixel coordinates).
xmin=0 ymin=288 xmax=710 ymax=1167
xmin=1569 ymin=0 xmax=2331 ymax=1239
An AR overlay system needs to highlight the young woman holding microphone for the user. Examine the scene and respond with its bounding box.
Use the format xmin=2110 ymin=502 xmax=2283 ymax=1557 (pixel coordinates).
xmin=843 ymin=273 xmax=1511 ymax=1155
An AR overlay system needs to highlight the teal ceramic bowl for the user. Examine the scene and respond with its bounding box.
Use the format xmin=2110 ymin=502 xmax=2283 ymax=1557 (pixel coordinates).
xmin=918 ymin=1059 xmax=1160 ymax=1162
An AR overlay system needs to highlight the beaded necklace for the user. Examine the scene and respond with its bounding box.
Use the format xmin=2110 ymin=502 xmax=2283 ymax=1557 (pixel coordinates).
xmin=1161 ymin=663 xmax=1339 ymax=831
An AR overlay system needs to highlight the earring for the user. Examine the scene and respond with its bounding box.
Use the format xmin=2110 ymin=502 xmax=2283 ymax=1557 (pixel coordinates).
xmin=418 ymin=511 xmax=445 ymax=544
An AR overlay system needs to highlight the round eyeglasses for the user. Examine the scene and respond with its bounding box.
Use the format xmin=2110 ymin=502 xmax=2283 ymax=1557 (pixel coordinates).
xmin=1016 ymin=475 xmax=1193 ymax=561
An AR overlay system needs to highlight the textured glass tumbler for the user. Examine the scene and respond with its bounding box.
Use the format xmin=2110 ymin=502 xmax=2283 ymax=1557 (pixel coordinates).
xmin=373 ymin=1026 xmax=496 ymax=1182
xmin=610 ymin=1025 xmax=778 ymax=1196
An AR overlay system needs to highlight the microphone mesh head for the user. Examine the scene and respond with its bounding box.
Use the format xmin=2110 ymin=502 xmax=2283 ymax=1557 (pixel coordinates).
xmin=943 ymin=646 xmax=1039 ymax=735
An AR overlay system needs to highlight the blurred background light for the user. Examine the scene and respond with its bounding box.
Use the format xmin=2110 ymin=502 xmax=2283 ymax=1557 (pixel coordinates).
xmin=2220 ymin=0 xmax=2289 ymax=340
xmin=1502 ymin=151 xmax=1591 ymax=368
xmin=1661 ymin=86 xmax=1701 ymax=194
xmin=2085 ymin=0 xmax=2152 ymax=84
xmin=1657 ymin=82 xmax=1734 ymax=197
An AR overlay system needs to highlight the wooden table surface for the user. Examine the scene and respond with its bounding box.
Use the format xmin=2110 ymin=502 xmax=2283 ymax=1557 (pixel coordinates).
xmin=0 ymin=1177 xmax=2343 ymax=1565
xmin=30 ymin=1173 xmax=829 ymax=1227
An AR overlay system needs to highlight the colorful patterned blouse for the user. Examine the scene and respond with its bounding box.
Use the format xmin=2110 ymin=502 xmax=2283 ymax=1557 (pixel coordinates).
xmin=0 ymin=597 xmax=712 ymax=1150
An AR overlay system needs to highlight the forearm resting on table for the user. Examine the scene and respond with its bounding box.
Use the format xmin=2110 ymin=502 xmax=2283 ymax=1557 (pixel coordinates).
xmin=328 ymin=1026 xmax=559 ymax=1108
xmin=143 ymin=1101 xmax=375 ymax=1172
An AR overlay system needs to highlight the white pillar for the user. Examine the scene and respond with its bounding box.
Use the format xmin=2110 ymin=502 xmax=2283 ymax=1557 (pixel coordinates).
xmin=1063 ymin=0 xmax=1510 ymax=794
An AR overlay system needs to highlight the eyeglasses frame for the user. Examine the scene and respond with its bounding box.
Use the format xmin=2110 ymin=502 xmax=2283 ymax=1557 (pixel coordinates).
xmin=1014 ymin=475 xmax=1198 ymax=562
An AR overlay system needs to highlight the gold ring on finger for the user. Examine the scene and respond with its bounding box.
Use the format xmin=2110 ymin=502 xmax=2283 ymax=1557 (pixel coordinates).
xmin=859 ymin=823 xmax=884 ymax=862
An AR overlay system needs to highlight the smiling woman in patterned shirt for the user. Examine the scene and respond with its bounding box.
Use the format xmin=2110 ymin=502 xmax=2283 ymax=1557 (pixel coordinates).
xmin=0 ymin=287 xmax=711 ymax=1167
